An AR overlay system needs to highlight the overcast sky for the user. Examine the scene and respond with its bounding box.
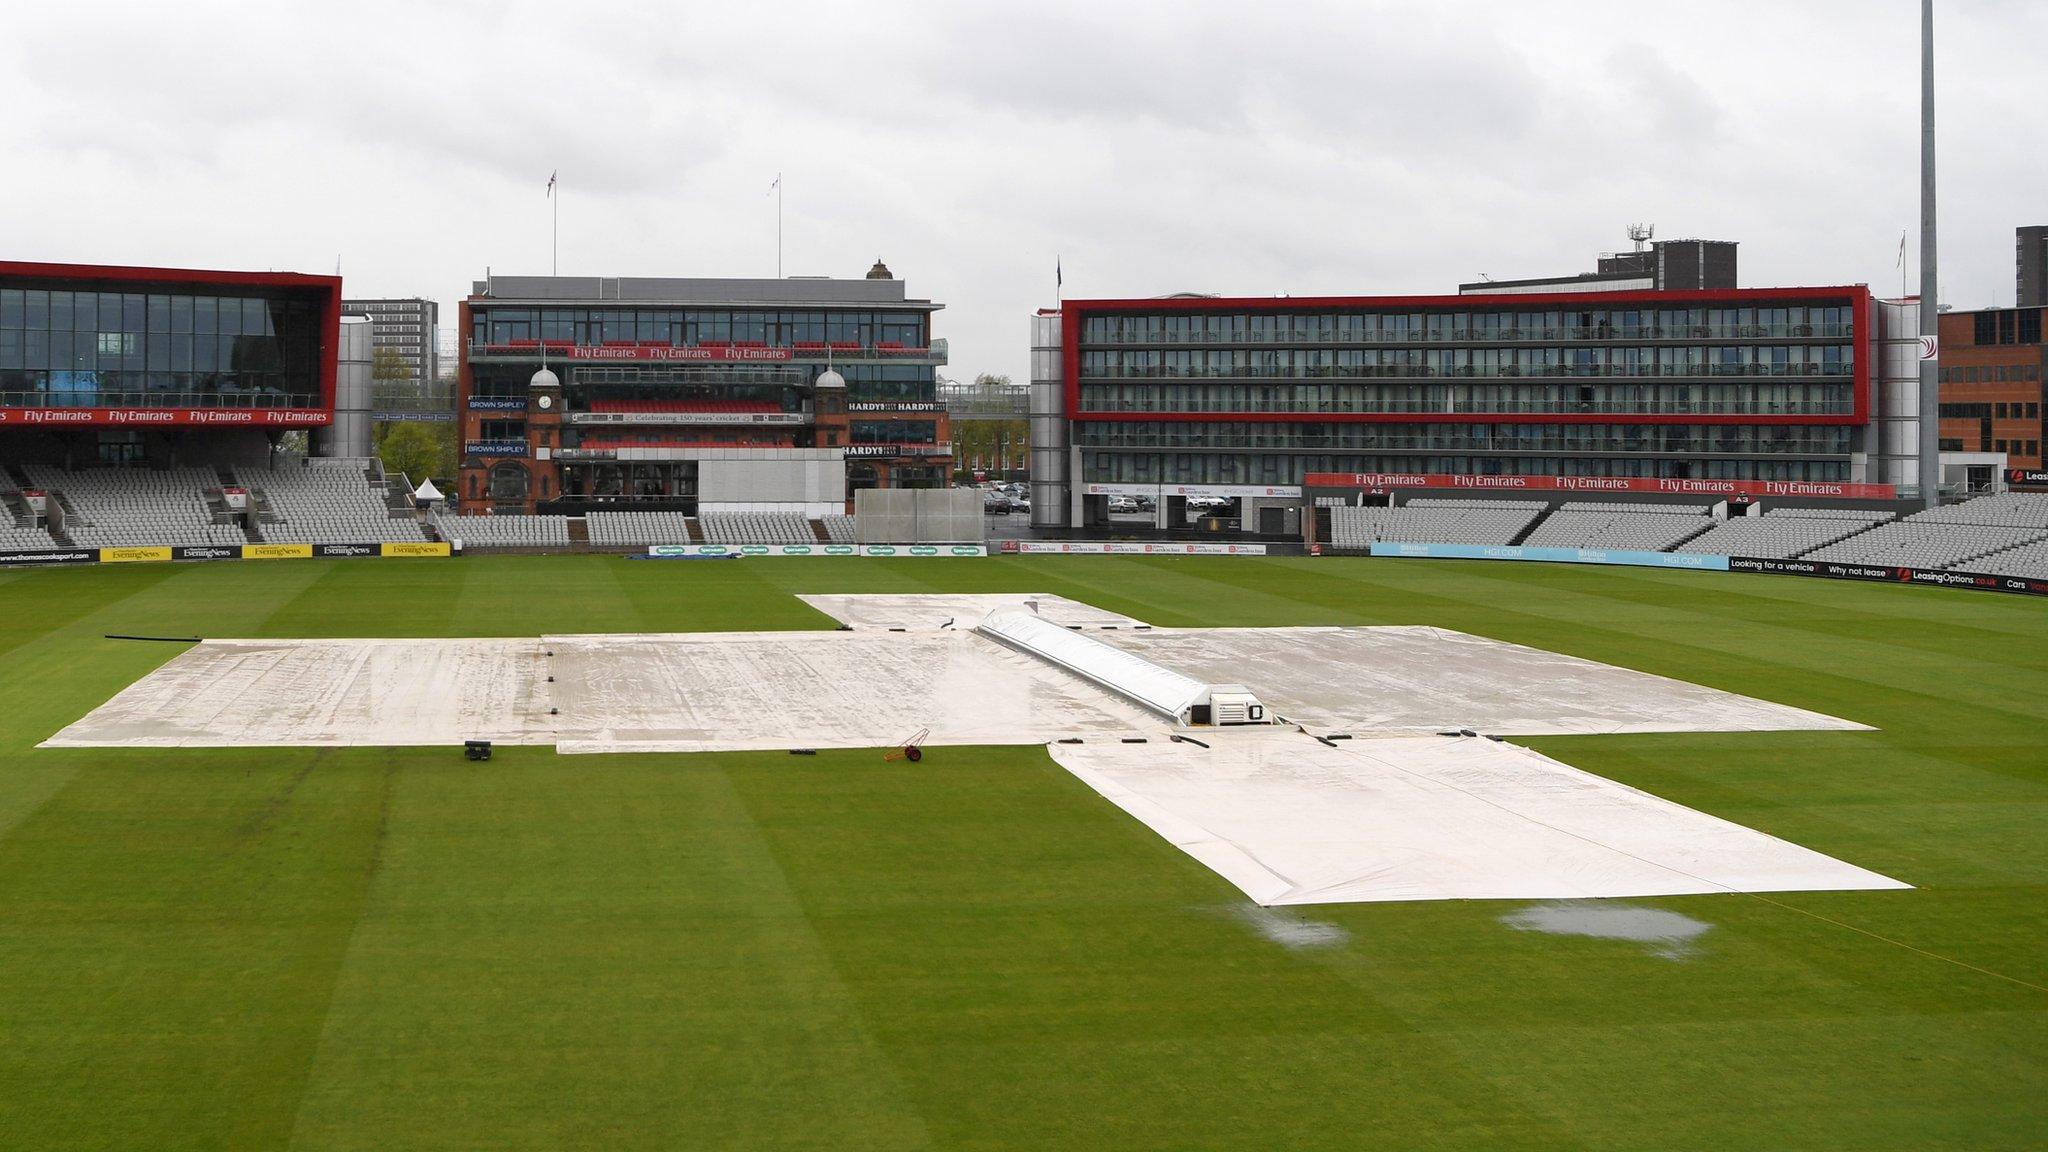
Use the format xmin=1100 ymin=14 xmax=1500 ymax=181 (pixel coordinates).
xmin=4 ymin=1 xmax=2042 ymax=384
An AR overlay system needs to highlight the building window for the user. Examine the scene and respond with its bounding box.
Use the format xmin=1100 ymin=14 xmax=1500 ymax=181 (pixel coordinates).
xmin=488 ymin=462 xmax=528 ymax=501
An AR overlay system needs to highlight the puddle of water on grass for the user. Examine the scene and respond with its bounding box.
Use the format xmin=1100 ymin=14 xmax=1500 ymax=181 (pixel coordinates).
xmin=1500 ymin=901 xmax=1711 ymax=960
xmin=1230 ymin=905 xmax=1351 ymax=950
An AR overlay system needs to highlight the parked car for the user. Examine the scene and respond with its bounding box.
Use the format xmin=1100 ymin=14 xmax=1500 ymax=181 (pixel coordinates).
xmin=1108 ymin=496 xmax=1138 ymax=514
xmin=983 ymin=492 xmax=1013 ymax=514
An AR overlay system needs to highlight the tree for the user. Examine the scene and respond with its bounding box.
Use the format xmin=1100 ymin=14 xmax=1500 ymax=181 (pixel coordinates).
xmin=951 ymin=373 xmax=1027 ymax=479
xmin=376 ymin=420 xmax=456 ymax=486
xmin=370 ymin=346 xmax=412 ymax=382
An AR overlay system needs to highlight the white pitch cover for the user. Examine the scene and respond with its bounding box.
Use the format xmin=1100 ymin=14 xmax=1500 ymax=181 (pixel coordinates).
xmin=1049 ymin=729 xmax=1909 ymax=905
xmin=975 ymin=609 xmax=1207 ymax=721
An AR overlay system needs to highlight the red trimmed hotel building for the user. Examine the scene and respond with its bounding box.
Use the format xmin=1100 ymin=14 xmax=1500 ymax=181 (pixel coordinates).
xmin=1029 ymin=286 xmax=1918 ymax=527
xmin=457 ymin=267 xmax=948 ymax=514
xmin=0 ymin=261 xmax=339 ymax=467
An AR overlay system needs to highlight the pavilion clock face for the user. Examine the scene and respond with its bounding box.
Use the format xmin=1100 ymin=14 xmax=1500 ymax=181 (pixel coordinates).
xmin=536 ymin=394 xmax=554 ymax=410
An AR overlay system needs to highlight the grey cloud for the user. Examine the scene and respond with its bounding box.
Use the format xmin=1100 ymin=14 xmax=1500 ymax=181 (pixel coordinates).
xmin=1 ymin=0 xmax=2042 ymax=388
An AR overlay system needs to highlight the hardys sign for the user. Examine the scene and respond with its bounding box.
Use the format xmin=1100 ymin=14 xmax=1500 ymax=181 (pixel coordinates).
xmin=1304 ymin=471 xmax=1898 ymax=501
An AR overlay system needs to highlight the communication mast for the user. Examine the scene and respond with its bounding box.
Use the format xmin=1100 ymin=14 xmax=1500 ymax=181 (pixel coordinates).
xmin=1627 ymin=223 xmax=1655 ymax=253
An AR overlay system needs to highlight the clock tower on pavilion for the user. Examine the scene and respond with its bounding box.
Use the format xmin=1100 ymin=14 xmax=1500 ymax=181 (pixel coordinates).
xmin=526 ymin=364 xmax=564 ymax=505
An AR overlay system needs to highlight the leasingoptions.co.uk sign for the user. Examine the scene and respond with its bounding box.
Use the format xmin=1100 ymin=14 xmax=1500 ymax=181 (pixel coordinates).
xmin=0 ymin=408 xmax=332 ymax=426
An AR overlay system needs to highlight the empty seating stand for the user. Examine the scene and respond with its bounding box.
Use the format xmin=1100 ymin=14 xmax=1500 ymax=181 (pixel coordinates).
xmin=1970 ymin=537 xmax=2048 ymax=579
xmin=238 ymin=462 xmax=428 ymax=544
xmin=1680 ymin=507 xmax=1894 ymax=559
xmin=432 ymin=514 xmax=570 ymax=549
xmin=1327 ymin=498 xmax=1547 ymax=551
xmin=1521 ymin=502 xmax=1715 ymax=552
xmin=24 ymin=464 xmax=247 ymax=548
xmin=1802 ymin=493 xmax=2048 ymax=570
xmin=0 ymin=478 xmax=59 ymax=551
xmin=0 ymin=525 xmax=60 ymax=551
xmin=584 ymin=510 xmax=696 ymax=547
xmin=698 ymin=512 xmax=814 ymax=545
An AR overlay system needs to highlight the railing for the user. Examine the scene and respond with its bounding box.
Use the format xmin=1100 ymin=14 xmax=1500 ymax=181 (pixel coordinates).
xmin=937 ymin=382 xmax=1030 ymax=417
xmin=1080 ymin=324 xmax=1856 ymax=345
xmin=1075 ymin=435 xmax=1852 ymax=455
xmin=0 ymin=391 xmax=323 ymax=409
xmin=1075 ymin=400 xmax=1859 ymax=417
xmin=1075 ymin=364 xmax=1852 ymax=381
xmin=468 ymin=341 xmax=939 ymax=359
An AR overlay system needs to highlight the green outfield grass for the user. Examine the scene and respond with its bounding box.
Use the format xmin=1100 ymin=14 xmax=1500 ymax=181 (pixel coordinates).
xmin=0 ymin=554 xmax=2042 ymax=1150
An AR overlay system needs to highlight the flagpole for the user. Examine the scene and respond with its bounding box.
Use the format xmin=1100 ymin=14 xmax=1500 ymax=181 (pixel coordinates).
xmin=552 ymin=181 xmax=558 ymax=277
xmin=1918 ymin=0 xmax=1940 ymax=508
xmin=776 ymin=173 xmax=783 ymax=279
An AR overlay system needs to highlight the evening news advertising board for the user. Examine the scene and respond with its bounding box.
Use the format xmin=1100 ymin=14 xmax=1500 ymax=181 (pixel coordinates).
xmin=0 ymin=542 xmax=451 ymax=566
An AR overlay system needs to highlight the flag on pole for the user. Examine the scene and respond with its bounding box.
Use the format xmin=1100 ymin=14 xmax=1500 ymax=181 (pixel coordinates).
xmin=769 ymin=173 xmax=780 ymax=195
xmin=547 ymin=170 xmax=556 ymax=198
xmin=1056 ymin=257 xmax=1062 ymax=289
xmin=1897 ymin=231 xmax=1906 ymax=267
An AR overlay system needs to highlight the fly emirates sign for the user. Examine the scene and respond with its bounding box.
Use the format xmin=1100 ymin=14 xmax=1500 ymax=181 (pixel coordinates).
xmin=0 ymin=408 xmax=332 ymax=427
